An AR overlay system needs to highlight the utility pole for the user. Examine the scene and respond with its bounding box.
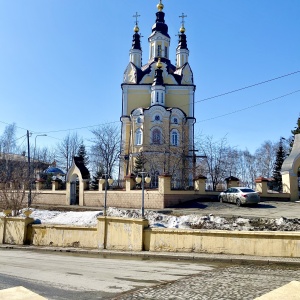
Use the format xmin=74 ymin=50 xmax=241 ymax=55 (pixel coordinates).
xmin=27 ymin=130 xmax=32 ymax=207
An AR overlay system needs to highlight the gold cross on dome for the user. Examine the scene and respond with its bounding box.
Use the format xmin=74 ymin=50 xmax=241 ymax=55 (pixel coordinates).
xmin=179 ymin=13 xmax=187 ymax=26
xmin=133 ymin=12 xmax=141 ymax=25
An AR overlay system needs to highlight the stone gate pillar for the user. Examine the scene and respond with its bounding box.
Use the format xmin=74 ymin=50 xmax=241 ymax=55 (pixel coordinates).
xmin=281 ymin=134 xmax=300 ymax=201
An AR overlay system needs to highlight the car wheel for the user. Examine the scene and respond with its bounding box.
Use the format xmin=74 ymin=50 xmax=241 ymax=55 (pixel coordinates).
xmin=236 ymin=199 xmax=241 ymax=207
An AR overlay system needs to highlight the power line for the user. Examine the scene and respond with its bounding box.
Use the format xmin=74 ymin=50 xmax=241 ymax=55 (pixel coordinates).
xmin=197 ymin=89 xmax=300 ymax=123
xmin=196 ymin=70 xmax=300 ymax=104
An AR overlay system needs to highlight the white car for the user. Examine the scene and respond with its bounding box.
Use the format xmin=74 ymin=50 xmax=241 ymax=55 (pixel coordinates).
xmin=219 ymin=187 xmax=260 ymax=206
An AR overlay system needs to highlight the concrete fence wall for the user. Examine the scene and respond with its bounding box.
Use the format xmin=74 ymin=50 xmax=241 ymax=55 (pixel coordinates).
xmin=31 ymin=189 xmax=220 ymax=209
xmin=144 ymin=228 xmax=300 ymax=257
xmin=28 ymin=225 xmax=98 ymax=248
xmin=1 ymin=216 xmax=300 ymax=258
xmin=28 ymin=176 xmax=294 ymax=210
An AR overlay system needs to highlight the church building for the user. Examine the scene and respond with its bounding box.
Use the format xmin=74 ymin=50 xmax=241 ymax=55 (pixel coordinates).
xmin=120 ymin=1 xmax=196 ymax=186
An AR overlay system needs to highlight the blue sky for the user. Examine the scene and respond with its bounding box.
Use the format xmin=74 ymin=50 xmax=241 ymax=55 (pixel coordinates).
xmin=0 ymin=0 xmax=299 ymax=153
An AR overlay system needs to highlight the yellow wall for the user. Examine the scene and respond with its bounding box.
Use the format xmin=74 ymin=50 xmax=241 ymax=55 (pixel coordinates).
xmin=29 ymin=224 xmax=98 ymax=248
xmin=127 ymin=92 xmax=150 ymax=115
xmin=1 ymin=217 xmax=300 ymax=257
xmin=144 ymin=228 xmax=300 ymax=257
xmin=0 ymin=217 xmax=33 ymax=245
xmin=98 ymin=216 xmax=148 ymax=251
xmin=165 ymin=94 xmax=190 ymax=115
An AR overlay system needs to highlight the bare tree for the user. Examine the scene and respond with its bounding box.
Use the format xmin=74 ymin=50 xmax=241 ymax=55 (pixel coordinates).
xmin=198 ymin=135 xmax=231 ymax=191
xmin=0 ymin=123 xmax=17 ymax=156
xmin=255 ymin=140 xmax=277 ymax=178
xmin=56 ymin=132 xmax=82 ymax=172
xmin=90 ymin=125 xmax=120 ymax=178
xmin=235 ymin=150 xmax=258 ymax=188
xmin=0 ymin=157 xmax=39 ymax=215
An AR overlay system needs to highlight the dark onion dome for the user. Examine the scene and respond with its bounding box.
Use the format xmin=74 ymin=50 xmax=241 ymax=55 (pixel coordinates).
xmin=132 ymin=32 xmax=141 ymax=50
xmin=151 ymin=2 xmax=170 ymax=38
xmin=152 ymin=58 xmax=164 ymax=86
xmin=44 ymin=166 xmax=65 ymax=175
xmin=177 ymin=28 xmax=188 ymax=50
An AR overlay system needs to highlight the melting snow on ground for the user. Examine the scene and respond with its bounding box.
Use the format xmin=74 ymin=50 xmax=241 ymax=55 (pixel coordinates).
xmin=1 ymin=208 xmax=300 ymax=231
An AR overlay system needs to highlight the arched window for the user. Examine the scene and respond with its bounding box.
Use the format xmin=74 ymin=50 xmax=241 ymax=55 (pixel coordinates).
xmin=171 ymin=130 xmax=179 ymax=146
xmin=152 ymin=129 xmax=161 ymax=144
xmin=135 ymin=128 xmax=142 ymax=145
xmin=157 ymin=45 xmax=162 ymax=57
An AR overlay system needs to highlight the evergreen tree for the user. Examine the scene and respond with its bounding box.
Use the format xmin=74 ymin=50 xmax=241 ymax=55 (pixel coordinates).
xmin=133 ymin=152 xmax=147 ymax=175
xmin=290 ymin=116 xmax=300 ymax=150
xmin=90 ymin=168 xmax=104 ymax=190
xmin=77 ymin=143 xmax=89 ymax=166
xmin=272 ymin=138 xmax=286 ymax=192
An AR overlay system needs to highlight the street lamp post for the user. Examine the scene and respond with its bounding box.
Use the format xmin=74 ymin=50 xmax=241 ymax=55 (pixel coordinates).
xmin=33 ymin=134 xmax=47 ymax=161
xmin=99 ymin=174 xmax=114 ymax=216
xmin=135 ymin=171 xmax=151 ymax=218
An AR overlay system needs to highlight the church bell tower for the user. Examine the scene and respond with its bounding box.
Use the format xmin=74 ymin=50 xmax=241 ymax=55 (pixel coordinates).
xmin=120 ymin=1 xmax=196 ymax=184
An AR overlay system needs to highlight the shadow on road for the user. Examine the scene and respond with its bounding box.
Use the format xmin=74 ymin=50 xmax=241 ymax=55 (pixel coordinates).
xmin=252 ymin=203 xmax=277 ymax=209
xmin=172 ymin=200 xmax=208 ymax=209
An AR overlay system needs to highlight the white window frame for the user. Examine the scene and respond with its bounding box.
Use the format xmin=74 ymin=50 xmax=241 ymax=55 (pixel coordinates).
xmin=171 ymin=130 xmax=179 ymax=146
xmin=135 ymin=128 xmax=143 ymax=145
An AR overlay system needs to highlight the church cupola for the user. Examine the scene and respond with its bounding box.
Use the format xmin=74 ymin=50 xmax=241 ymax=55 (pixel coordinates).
xmin=129 ymin=12 xmax=142 ymax=68
xmin=148 ymin=1 xmax=170 ymax=61
xmin=151 ymin=58 xmax=166 ymax=106
xmin=176 ymin=13 xmax=190 ymax=68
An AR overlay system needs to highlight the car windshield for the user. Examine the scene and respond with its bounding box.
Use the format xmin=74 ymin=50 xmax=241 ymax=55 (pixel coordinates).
xmin=240 ymin=188 xmax=255 ymax=193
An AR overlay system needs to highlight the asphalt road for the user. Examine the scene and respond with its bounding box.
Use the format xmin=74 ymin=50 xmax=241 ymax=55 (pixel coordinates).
xmin=0 ymin=248 xmax=214 ymax=299
xmin=1 ymin=248 xmax=300 ymax=300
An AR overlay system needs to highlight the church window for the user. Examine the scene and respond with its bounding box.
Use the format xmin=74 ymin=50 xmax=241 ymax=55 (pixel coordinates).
xmin=161 ymin=93 xmax=164 ymax=103
xmin=173 ymin=117 xmax=178 ymax=124
xmin=156 ymin=93 xmax=159 ymax=102
xmin=171 ymin=130 xmax=179 ymax=146
xmin=157 ymin=45 xmax=162 ymax=57
xmin=136 ymin=128 xmax=143 ymax=145
xmin=152 ymin=129 xmax=161 ymax=144
xmin=154 ymin=115 xmax=160 ymax=121
xmin=165 ymin=46 xmax=168 ymax=58
xmin=136 ymin=117 xmax=142 ymax=124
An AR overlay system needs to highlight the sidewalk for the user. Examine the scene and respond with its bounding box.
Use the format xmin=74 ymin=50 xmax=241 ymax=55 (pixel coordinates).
xmin=1 ymin=244 xmax=300 ymax=266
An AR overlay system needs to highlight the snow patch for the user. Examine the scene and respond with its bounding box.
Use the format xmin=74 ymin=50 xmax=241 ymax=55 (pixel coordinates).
xmin=1 ymin=207 xmax=300 ymax=231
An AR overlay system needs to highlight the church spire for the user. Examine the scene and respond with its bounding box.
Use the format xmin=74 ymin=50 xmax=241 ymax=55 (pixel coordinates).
xmin=129 ymin=12 xmax=142 ymax=68
xmin=148 ymin=1 xmax=170 ymax=61
xmin=176 ymin=13 xmax=189 ymax=68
